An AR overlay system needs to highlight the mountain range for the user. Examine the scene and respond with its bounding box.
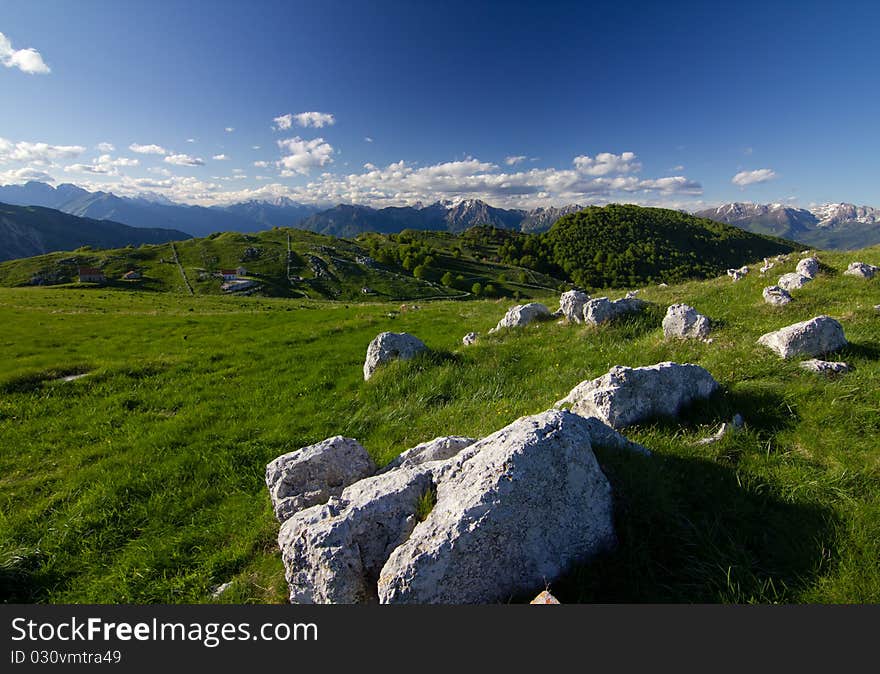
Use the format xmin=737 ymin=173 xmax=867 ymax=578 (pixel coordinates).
xmin=0 ymin=202 xmax=191 ymax=262
xmin=1 ymin=181 xmax=880 ymax=258
xmin=695 ymin=202 xmax=880 ymax=250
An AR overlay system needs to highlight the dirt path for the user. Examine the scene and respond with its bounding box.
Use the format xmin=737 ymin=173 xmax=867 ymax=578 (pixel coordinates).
xmin=170 ymin=242 xmax=194 ymax=295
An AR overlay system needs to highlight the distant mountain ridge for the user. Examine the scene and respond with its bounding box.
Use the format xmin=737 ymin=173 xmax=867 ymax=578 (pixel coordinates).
xmin=696 ymin=202 xmax=880 ymax=250
xmin=0 ymin=182 xmax=588 ymax=242
xmin=0 ymin=201 xmax=191 ymax=262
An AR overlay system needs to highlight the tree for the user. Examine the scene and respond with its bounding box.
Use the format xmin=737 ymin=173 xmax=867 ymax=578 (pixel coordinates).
xmin=471 ymin=282 xmax=482 ymax=296
xmin=441 ymin=271 xmax=454 ymax=287
xmin=413 ymin=265 xmax=427 ymax=279
xmin=484 ymin=283 xmax=496 ymax=297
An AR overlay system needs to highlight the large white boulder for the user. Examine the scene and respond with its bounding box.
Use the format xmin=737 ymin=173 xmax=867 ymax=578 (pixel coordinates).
xmin=554 ymin=362 xmax=719 ymax=429
xmin=380 ymin=436 xmax=477 ymax=473
xmin=377 ymin=410 xmax=615 ymax=604
xmin=558 ymin=290 xmax=591 ymax=323
xmin=757 ymin=315 xmax=847 ymax=359
xmin=278 ymin=464 xmax=435 ymax=603
xmin=763 ymin=285 xmax=792 ymax=306
xmin=582 ymin=297 xmax=645 ymax=326
xmin=363 ymin=332 xmax=428 ymax=380
xmin=489 ymin=303 xmax=551 ymax=333
xmin=662 ymin=304 xmax=711 ymax=340
xmin=795 ymin=257 xmax=820 ymax=279
xmin=777 ymin=272 xmax=811 ymax=291
xmin=266 ymin=436 xmax=377 ymax=523
xmin=843 ymin=262 xmax=878 ymax=279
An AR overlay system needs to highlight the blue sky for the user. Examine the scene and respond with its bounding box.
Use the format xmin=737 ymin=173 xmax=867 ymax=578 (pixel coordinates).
xmin=1 ymin=0 xmax=879 ymax=209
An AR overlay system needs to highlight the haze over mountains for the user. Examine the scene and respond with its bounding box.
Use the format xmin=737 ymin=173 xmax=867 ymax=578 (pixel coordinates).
xmin=696 ymin=202 xmax=880 ymax=250
xmin=1 ymin=181 xmax=880 ymax=261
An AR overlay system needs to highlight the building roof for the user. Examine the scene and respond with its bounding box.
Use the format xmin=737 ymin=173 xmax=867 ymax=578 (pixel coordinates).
xmin=78 ymin=267 xmax=103 ymax=275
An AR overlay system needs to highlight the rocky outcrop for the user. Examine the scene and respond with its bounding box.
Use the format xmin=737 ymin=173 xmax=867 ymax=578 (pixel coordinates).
xmin=727 ymin=265 xmax=749 ymax=282
xmin=266 ymin=436 xmax=377 ymax=523
xmin=763 ymin=285 xmax=793 ymax=306
xmin=489 ymin=303 xmax=551 ymax=333
xmin=278 ymin=464 xmax=435 ymax=603
xmin=558 ymin=290 xmax=590 ymax=323
xmin=662 ymin=304 xmax=710 ymax=340
xmin=555 ymin=362 xmax=719 ymax=429
xmin=777 ymin=272 xmax=811 ymax=291
xmin=582 ymin=297 xmax=645 ymax=326
xmin=799 ymin=359 xmax=850 ymax=374
xmin=271 ymin=411 xmax=634 ymax=604
xmin=757 ymin=315 xmax=847 ymax=359
xmin=462 ymin=332 xmax=477 ymax=346
xmin=796 ymin=257 xmax=820 ymax=279
xmin=843 ymin=262 xmax=878 ymax=279
xmin=380 ymin=436 xmax=476 ymax=473
xmin=377 ymin=410 xmax=615 ymax=604
xmin=363 ymin=332 xmax=427 ymax=380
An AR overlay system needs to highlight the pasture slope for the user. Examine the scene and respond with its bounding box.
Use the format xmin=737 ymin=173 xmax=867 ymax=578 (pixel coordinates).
xmin=0 ymin=246 xmax=878 ymax=603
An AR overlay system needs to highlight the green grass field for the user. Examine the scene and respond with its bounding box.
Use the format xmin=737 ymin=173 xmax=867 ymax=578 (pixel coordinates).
xmin=1 ymin=247 xmax=878 ymax=603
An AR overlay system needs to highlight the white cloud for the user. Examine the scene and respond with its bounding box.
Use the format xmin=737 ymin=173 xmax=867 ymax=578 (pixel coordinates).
xmin=0 ymin=137 xmax=85 ymax=162
xmin=96 ymin=142 xmax=116 ymax=153
xmin=0 ymin=167 xmax=55 ymax=183
xmin=129 ymin=143 xmax=169 ymax=155
xmin=225 ymin=127 xmax=235 ymax=133
xmin=64 ymin=154 xmax=139 ymax=176
xmin=252 ymin=145 xmax=261 ymax=150
xmin=274 ymin=112 xmax=336 ymax=130
xmin=276 ymin=136 xmax=334 ymax=175
xmin=212 ymin=154 xmax=230 ymax=161
xmin=670 ymin=165 xmax=684 ymax=172
xmin=0 ymin=32 xmax=50 ymax=74
xmin=147 ymin=166 xmax=171 ymax=176
xmin=364 ymin=137 xmax=374 ymax=143
xmin=505 ymin=155 xmax=527 ymax=166
xmin=186 ymin=138 xmax=196 ymax=143
xmin=253 ymin=160 xmax=269 ymax=168
xmin=732 ymin=168 xmax=777 ymax=187
xmin=572 ymin=151 xmax=640 ymax=175
xmin=744 ymin=147 xmax=753 ymax=155
xmin=98 ymin=154 xmax=138 ymax=167
xmin=164 ymin=153 xmax=205 ymax=166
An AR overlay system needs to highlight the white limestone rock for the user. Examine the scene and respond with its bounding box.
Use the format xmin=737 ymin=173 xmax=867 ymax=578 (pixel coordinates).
xmin=662 ymin=304 xmax=711 ymax=340
xmin=796 ymin=257 xmax=820 ymax=279
xmin=843 ymin=262 xmax=878 ymax=279
xmin=380 ymin=436 xmax=477 ymax=473
xmin=799 ymin=359 xmax=850 ymax=374
xmin=377 ymin=410 xmax=615 ymax=604
xmin=363 ymin=332 xmax=428 ymax=380
xmin=558 ymin=290 xmax=591 ymax=324
xmin=266 ymin=436 xmax=377 ymax=523
xmin=489 ymin=303 xmax=551 ymax=333
xmin=462 ymin=332 xmax=478 ymax=346
xmin=554 ymin=362 xmax=719 ymax=429
xmin=757 ymin=315 xmax=847 ymax=359
xmin=582 ymin=297 xmax=645 ymax=326
xmin=763 ymin=285 xmax=793 ymax=306
xmin=777 ymin=272 xmax=811 ymax=291
xmin=278 ymin=465 xmax=435 ymax=603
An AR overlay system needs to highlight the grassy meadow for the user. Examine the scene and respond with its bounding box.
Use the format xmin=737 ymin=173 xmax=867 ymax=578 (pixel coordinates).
xmin=1 ymin=246 xmax=878 ymax=603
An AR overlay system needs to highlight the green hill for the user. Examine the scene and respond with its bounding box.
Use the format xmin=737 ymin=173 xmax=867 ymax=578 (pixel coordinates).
xmin=0 ymin=245 xmax=877 ymax=603
xmin=0 ymin=205 xmax=802 ymax=300
xmin=0 ymin=201 xmax=191 ymax=262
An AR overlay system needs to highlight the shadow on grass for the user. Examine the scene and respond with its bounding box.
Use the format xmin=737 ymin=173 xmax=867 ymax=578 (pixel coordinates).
xmin=0 ymin=549 xmax=69 ymax=603
xmin=637 ymin=387 xmax=800 ymax=439
xmin=839 ymin=340 xmax=880 ymax=362
xmin=0 ymin=366 xmax=92 ymax=394
xmin=548 ymin=449 xmax=835 ymax=603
